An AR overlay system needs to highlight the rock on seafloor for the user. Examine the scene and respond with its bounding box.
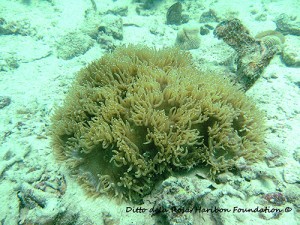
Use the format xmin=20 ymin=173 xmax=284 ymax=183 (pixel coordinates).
xmin=282 ymin=36 xmax=300 ymax=67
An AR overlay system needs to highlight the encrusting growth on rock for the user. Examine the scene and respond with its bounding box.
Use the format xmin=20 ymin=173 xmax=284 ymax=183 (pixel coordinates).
xmin=51 ymin=45 xmax=265 ymax=203
xmin=214 ymin=18 xmax=279 ymax=90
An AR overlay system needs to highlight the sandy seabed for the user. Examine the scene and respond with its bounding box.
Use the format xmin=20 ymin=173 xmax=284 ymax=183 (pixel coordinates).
xmin=0 ymin=0 xmax=299 ymax=224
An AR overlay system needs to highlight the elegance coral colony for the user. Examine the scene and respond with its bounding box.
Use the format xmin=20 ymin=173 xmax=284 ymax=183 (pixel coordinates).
xmin=51 ymin=45 xmax=265 ymax=203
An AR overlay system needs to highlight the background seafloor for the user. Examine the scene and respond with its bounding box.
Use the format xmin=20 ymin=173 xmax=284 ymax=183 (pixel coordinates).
xmin=0 ymin=0 xmax=299 ymax=224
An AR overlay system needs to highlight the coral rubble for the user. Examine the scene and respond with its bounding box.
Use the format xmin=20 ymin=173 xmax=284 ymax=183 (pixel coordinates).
xmin=51 ymin=45 xmax=265 ymax=203
xmin=281 ymin=35 xmax=300 ymax=67
xmin=275 ymin=13 xmax=300 ymax=36
xmin=0 ymin=18 xmax=36 ymax=36
xmin=81 ymin=13 xmax=123 ymax=52
xmin=56 ymin=31 xmax=94 ymax=60
xmin=152 ymin=176 xmax=210 ymax=225
xmin=0 ymin=96 xmax=11 ymax=109
xmin=166 ymin=2 xmax=183 ymax=25
xmin=214 ymin=18 xmax=279 ymax=90
xmin=175 ymin=25 xmax=201 ymax=50
xmin=199 ymin=9 xmax=220 ymax=23
xmin=255 ymin=30 xmax=285 ymax=53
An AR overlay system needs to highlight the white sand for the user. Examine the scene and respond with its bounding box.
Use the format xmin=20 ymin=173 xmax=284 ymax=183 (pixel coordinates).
xmin=0 ymin=0 xmax=299 ymax=224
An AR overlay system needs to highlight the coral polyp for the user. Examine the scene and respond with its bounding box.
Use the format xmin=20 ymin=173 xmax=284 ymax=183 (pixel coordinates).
xmin=51 ymin=45 xmax=265 ymax=203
